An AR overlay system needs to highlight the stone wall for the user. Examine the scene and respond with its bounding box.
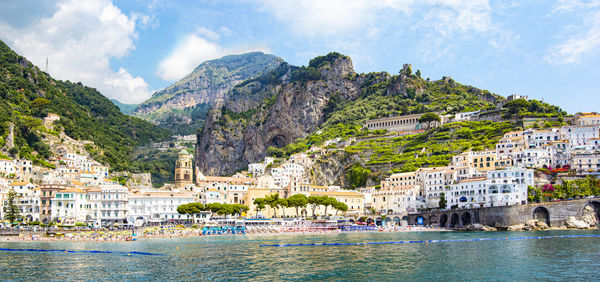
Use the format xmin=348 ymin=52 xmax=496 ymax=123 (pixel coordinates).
xmin=409 ymin=198 xmax=600 ymax=228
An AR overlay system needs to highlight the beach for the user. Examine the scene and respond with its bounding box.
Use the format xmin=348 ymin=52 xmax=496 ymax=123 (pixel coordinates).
xmin=0 ymin=224 xmax=447 ymax=242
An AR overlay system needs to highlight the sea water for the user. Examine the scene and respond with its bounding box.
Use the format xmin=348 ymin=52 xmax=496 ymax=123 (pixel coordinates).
xmin=0 ymin=230 xmax=599 ymax=280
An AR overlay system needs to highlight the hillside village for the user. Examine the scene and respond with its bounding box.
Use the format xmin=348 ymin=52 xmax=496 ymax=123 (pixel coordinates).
xmin=1 ymin=105 xmax=600 ymax=227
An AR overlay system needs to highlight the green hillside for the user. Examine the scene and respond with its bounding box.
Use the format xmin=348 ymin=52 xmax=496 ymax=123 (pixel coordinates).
xmin=0 ymin=40 xmax=171 ymax=172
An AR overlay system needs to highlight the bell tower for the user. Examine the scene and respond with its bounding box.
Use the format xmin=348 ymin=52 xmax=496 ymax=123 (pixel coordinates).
xmin=175 ymin=149 xmax=194 ymax=189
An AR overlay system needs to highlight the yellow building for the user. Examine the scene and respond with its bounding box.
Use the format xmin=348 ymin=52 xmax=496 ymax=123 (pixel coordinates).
xmin=309 ymin=191 xmax=365 ymax=216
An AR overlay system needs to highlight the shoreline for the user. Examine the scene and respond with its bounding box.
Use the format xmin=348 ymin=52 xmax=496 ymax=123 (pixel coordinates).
xmin=0 ymin=225 xmax=597 ymax=242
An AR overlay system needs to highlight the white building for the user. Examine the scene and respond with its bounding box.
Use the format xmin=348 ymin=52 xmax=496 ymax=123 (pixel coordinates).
xmin=8 ymin=182 xmax=40 ymax=222
xmin=454 ymin=111 xmax=480 ymax=121
xmin=511 ymin=148 xmax=551 ymax=168
xmin=506 ymin=94 xmax=528 ymax=101
xmin=271 ymin=162 xmax=305 ymax=188
xmin=248 ymin=163 xmax=266 ymax=177
xmin=447 ymin=168 xmax=533 ymax=209
xmin=15 ymin=160 xmax=33 ymax=180
xmin=0 ymin=159 xmax=15 ymax=175
xmin=421 ymin=167 xmax=456 ymax=208
xmin=87 ymin=184 xmax=129 ymax=227
xmin=50 ymin=186 xmax=89 ymax=224
xmin=572 ymin=151 xmax=600 ymax=175
xmin=560 ymin=125 xmax=599 ymax=148
xmin=128 ymin=190 xmax=195 ymax=226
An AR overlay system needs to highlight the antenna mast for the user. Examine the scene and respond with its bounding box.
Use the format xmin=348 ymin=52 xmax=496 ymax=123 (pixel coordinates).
xmin=45 ymin=57 xmax=49 ymax=73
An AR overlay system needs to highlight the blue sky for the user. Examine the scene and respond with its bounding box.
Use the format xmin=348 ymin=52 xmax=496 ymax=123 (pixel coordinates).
xmin=0 ymin=0 xmax=598 ymax=113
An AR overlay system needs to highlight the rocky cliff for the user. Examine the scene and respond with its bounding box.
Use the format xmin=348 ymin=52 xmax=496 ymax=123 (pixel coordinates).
xmin=196 ymin=54 xmax=361 ymax=175
xmin=134 ymin=52 xmax=282 ymax=134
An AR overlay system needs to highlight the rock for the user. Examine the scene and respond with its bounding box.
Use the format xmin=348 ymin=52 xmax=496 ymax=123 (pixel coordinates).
xmin=565 ymin=216 xmax=592 ymax=229
xmin=581 ymin=205 xmax=599 ymax=226
xmin=536 ymin=221 xmax=549 ymax=230
xmin=508 ymin=224 xmax=525 ymax=231
xmin=463 ymin=223 xmax=485 ymax=231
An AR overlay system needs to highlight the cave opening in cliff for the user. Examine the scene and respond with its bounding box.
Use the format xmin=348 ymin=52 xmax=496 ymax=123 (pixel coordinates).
xmin=270 ymin=134 xmax=287 ymax=148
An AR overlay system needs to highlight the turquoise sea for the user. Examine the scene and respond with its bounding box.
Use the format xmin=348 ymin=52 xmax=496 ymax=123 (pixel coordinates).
xmin=0 ymin=230 xmax=599 ymax=281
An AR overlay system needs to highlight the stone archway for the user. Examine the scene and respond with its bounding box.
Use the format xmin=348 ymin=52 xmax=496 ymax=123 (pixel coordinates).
xmin=366 ymin=218 xmax=375 ymax=225
xmin=450 ymin=213 xmax=460 ymax=228
xmin=384 ymin=217 xmax=392 ymax=226
xmin=393 ymin=217 xmax=401 ymax=226
xmin=533 ymin=206 xmax=550 ymax=226
xmin=375 ymin=218 xmax=383 ymax=226
xmin=402 ymin=216 xmax=409 ymax=226
xmin=429 ymin=214 xmax=438 ymax=226
xmin=440 ymin=214 xmax=448 ymax=227
xmin=461 ymin=212 xmax=472 ymax=226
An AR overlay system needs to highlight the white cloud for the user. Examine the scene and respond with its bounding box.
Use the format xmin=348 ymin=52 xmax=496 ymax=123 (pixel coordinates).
xmin=0 ymin=0 xmax=153 ymax=104
xmin=256 ymin=0 xmax=494 ymax=37
xmin=255 ymin=0 xmax=508 ymax=61
xmin=552 ymin=0 xmax=600 ymax=12
xmin=545 ymin=1 xmax=600 ymax=65
xmin=156 ymin=28 xmax=270 ymax=81
xmin=256 ymin=0 xmax=388 ymax=37
xmin=156 ymin=34 xmax=222 ymax=81
xmin=196 ymin=26 xmax=220 ymax=40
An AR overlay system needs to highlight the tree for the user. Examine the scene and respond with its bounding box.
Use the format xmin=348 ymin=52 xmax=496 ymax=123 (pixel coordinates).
xmin=253 ymin=198 xmax=266 ymax=217
xmin=503 ymin=99 xmax=531 ymax=116
xmin=419 ymin=113 xmax=441 ymax=129
xmin=348 ymin=163 xmax=371 ymax=188
xmin=177 ymin=204 xmax=189 ymax=215
xmin=307 ymin=196 xmax=322 ymax=218
xmin=333 ymin=201 xmax=348 ymax=215
xmin=278 ymin=198 xmax=289 ymax=217
xmin=288 ymin=194 xmax=308 ymax=217
xmin=265 ymin=193 xmax=280 ymax=218
xmin=415 ymin=69 xmax=421 ymax=78
xmin=438 ymin=192 xmax=447 ymax=209
xmin=4 ymin=189 xmax=20 ymax=223
xmin=266 ymin=146 xmax=285 ymax=158
xmin=217 ymin=205 xmax=234 ymax=216
xmin=207 ymin=203 xmax=223 ymax=214
xmin=31 ymin=98 xmax=50 ymax=117
xmin=232 ymin=204 xmax=249 ymax=216
xmin=321 ymin=196 xmax=337 ymax=217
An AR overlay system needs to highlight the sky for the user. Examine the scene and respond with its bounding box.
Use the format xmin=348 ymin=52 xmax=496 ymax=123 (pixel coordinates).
xmin=0 ymin=0 xmax=598 ymax=113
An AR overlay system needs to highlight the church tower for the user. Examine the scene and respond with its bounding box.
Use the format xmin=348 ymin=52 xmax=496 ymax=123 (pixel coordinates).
xmin=175 ymin=149 xmax=194 ymax=189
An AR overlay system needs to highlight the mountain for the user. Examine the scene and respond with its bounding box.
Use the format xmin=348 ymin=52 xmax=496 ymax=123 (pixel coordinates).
xmin=0 ymin=39 xmax=171 ymax=172
xmin=134 ymin=52 xmax=283 ymax=134
xmin=196 ymin=52 xmax=566 ymax=178
xmin=111 ymin=99 xmax=138 ymax=115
